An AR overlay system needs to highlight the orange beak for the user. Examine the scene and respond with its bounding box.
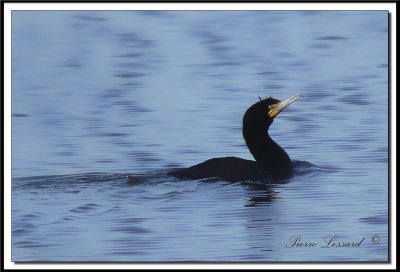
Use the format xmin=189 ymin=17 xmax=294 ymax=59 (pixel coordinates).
xmin=268 ymin=94 xmax=302 ymax=119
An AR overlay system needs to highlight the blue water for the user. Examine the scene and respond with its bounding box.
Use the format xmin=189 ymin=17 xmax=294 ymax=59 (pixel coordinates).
xmin=12 ymin=11 xmax=388 ymax=262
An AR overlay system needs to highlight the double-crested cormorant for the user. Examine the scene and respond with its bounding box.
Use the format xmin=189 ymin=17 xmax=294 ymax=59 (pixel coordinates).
xmin=168 ymin=94 xmax=302 ymax=181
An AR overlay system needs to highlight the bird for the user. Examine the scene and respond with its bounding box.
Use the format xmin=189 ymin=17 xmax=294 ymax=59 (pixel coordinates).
xmin=168 ymin=94 xmax=302 ymax=182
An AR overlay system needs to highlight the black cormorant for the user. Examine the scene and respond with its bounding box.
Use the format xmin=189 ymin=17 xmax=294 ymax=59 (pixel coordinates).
xmin=168 ymin=94 xmax=302 ymax=181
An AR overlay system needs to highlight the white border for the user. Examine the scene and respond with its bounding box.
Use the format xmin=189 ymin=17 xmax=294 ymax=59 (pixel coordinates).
xmin=3 ymin=2 xmax=396 ymax=270
xmin=2 ymin=2 xmax=398 ymax=11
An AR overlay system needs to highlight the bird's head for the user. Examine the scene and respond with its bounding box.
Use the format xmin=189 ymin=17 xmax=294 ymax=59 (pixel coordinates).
xmin=244 ymin=94 xmax=302 ymax=129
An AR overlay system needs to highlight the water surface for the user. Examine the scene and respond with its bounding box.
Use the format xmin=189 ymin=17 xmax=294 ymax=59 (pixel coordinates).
xmin=12 ymin=11 xmax=388 ymax=262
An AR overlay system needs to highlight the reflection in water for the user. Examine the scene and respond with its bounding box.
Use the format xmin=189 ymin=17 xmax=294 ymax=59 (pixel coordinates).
xmin=245 ymin=191 xmax=276 ymax=207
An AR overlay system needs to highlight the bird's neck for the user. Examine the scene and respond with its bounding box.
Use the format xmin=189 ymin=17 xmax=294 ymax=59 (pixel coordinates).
xmin=243 ymin=125 xmax=291 ymax=175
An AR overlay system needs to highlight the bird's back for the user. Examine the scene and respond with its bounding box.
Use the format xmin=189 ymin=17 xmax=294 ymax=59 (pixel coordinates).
xmin=168 ymin=157 xmax=274 ymax=182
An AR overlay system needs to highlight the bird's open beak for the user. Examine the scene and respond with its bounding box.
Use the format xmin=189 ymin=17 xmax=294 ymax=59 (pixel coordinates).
xmin=268 ymin=94 xmax=302 ymax=119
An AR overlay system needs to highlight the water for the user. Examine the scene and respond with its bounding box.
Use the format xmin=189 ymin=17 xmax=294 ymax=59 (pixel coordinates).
xmin=11 ymin=11 xmax=388 ymax=262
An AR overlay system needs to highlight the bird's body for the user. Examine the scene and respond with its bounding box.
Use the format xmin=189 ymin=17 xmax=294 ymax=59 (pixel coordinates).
xmin=168 ymin=94 xmax=301 ymax=181
xmin=170 ymin=157 xmax=274 ymax=182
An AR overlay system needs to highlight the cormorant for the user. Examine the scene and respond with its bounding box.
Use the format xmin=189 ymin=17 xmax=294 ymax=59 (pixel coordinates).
xmin=168 ymin=94 xmax=302 ymax=181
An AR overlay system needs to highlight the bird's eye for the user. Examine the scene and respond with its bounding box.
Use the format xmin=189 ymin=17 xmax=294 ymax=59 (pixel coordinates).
xmin=268 ymin=105 xmax=275 ymax=110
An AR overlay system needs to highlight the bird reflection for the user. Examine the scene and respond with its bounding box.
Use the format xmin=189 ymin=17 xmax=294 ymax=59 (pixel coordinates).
xmin=240 ymin=179 xmax=289 ymax=207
